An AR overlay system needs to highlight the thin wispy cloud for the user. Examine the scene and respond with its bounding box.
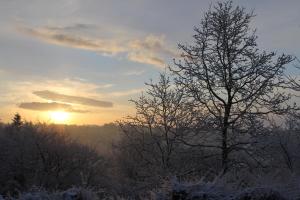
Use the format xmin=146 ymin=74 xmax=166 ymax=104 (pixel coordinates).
xmin=124 ymin=69 xmax=145 ymax=76
xmin=127 ymin=35 xmax=177 ymax=67
xmin=97 ymin=84 xmax=114 ymax=89
xmin=17 ymin=24 xmax=176 ymax=68
xmin=109 ymin=88 xmax=144 ymax=97
xmin=127 ymin=53 xmax=165 ymax=67
xmin=129 ymin=35 xmax=177 ymax=57
xmin=45 ymin=23 xmax=96 ymax=32
xmin=33 ymin=90 xmax=113 ymax=108
xmin=19 ymin=102 xmax=88 ymax=113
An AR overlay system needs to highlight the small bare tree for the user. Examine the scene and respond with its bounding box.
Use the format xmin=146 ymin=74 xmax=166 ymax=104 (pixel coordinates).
xmin=118 ymin=74 xmax=201 ymax=178
xmin=170 ymin=1 xmax=295 ymax=173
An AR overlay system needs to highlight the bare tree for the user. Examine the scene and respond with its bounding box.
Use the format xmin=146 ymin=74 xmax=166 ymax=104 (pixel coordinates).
xmin=118 ymin=74 xmax=201 ymax=178
xmin=170 ymin=1 xmax=295 ymax=173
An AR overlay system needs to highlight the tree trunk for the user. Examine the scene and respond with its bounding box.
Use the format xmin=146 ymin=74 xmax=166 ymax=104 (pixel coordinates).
xmin=222 ymin=126 xmax=228 ymax=174
xmin=222 ymin=106 xmax=230 ymax=174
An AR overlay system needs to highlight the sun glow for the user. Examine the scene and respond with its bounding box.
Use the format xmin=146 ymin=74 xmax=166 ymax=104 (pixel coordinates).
xmin=49 ymin=111 xmax=70 ymax=123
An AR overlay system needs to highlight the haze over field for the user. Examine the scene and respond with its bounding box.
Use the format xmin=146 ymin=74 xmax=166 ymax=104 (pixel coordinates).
xmin=0 ymin=0 xmax=299 ymax=125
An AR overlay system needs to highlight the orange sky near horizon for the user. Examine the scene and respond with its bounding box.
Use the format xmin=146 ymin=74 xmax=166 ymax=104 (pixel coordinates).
xmin=1 ymin=101 xmax=136 ymax=125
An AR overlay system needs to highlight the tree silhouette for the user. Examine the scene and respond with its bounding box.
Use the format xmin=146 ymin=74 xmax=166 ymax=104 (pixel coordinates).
xmin=118 ymin=73 xmax=202 ymax=177
xmin=12 ymin=113 xmax=23 ymax=130
xmin=171 ymin=1 xmax=294 ymax=173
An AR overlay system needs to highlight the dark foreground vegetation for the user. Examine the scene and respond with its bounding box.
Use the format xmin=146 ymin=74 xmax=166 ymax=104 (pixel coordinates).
xmin=1 ymin=117 xmax=300 ymax=199
xmin=1 ymin=1 xmax=300 ymax=199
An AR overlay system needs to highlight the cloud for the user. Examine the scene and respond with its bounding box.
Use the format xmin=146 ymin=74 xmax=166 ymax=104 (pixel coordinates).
xmin=123 ymin=69 xmax=145 ymax=76
xmin=19 ymin=102 xmax=88 ymax=113
xmin=127 ymin=52 xmax=165 ymax=67
xmin=17 ymin=24 xmax=177 ymax=68
xmin=129 ymin=35 xmax=177 ymax=57
xmin=109 ymin=88 xmax=144 ymax=97
xmin=18 ymin=26 xmax=125 ymax=55
xmin=97 ymin=83 xmax=114 ymax=89
xmin=127 ymin=35 xmax=177 ymax=67
xmin=45 ymin=23 xmax=96 ymax=32
xmin=33 ymin=90 xmax=113 ymax=107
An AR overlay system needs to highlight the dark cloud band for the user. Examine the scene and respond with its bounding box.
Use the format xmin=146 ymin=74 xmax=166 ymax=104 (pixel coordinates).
xmin=33 ymin=90 xmax=113 ymax=108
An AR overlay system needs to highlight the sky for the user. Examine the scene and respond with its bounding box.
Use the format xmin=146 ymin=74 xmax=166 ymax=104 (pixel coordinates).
xmin=0 ymin=0 xmax=299 ymax=125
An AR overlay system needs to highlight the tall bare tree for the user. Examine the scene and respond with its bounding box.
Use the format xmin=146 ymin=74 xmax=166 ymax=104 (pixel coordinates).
xmin=170 ymin=1 xmax=294 ymax=173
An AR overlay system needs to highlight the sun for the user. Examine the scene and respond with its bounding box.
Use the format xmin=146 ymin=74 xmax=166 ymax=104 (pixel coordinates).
xmin=49 ymin=111 xmax=70 ymax=123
